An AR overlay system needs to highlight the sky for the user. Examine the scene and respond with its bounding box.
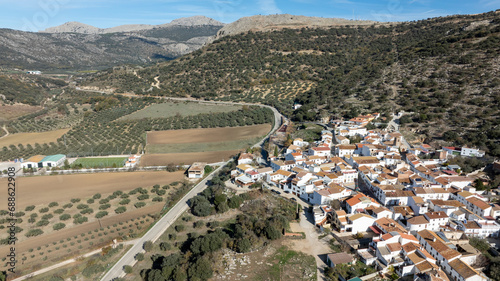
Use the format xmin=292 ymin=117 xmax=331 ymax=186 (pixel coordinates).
xmin=0 ymin=0 xmax=498 ymax=32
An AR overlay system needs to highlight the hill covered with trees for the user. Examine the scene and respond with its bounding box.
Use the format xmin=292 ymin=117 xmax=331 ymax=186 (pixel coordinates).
xmin=82 ymin=10 xmax=500 ymax=156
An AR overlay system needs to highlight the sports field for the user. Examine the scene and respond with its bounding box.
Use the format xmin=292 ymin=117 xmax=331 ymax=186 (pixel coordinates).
xmin=140 ymin=151 xmax=241 ymax=166
xmin=71 ymin=157 xmax=128 ymax=168
xmin=118 ymin=101 xmax=241 ymax=121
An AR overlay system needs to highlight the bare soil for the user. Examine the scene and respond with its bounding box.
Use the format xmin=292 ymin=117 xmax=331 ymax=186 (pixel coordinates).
xmin=0 ymin=103 xmax=42 ymax=121
xmin=146 ymin=124 xmax=271 ymax=144
xmin=0 ymin=170 xmax=185 ymax=209
xmin=0 ymin=128 xmax=70 ymax=148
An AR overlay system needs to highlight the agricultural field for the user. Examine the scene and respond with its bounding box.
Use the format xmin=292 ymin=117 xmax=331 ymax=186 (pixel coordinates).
xmin=0 ymin=128 xmax=69 ymax=148
xmin=140 ymin=150 xmax=241 ymax=166
xmin=118 ymin=101 xmax=241 ymax=121
xmin=0 ymin=103 xmax=42 ymax=121
xmin=0 ymin=179 xmax=191 ymax=279
xmin=71 ymin=157 xmax=128 ymax=168
xmin=146 ymin=124 xmax=271 ymax=145
xmin=144 ymin=124 xmax=271 ymax=163
xmin=0 ymin=170 xmax=185 ymax=209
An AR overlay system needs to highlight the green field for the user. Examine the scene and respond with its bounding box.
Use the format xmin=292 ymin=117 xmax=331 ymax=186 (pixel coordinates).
xmin=118 ymin=101 xmax=242 ymax=121
xmin=146 ymin=137 xmax=262 ymax=154
xmin=71 ymin=157 xmax=128 ymax=168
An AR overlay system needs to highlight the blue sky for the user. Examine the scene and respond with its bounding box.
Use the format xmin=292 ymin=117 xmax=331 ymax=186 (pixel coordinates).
xmin=0 ymin=0 xmax=498 ymax=32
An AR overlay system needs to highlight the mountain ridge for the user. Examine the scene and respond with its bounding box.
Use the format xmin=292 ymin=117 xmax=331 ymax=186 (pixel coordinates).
xmin=40 ymin=16 xmax=225 ymax=34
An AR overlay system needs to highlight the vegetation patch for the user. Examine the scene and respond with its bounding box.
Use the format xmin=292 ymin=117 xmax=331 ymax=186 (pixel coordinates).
xmin=71 ymin=157 xmax=127 ymax=169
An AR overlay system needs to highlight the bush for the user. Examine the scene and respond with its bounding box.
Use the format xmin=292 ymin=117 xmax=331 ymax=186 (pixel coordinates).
xmin=53 ymin=208 xmax=64 ymax=214
xmin=36 ymin=220 xmax=49 ymax=227
xmin=134 ymin=202 xmax=146 ymax=208
xmin=81 ymin=208 xmax=93 ymax=214
xmin=99 ymin=199 xmax=109 ymax=204
xmin=25 ymin=229 xmax=43 ymax=237
xmin=59 ymin=214 xmax=71 ymax=220
xmin=73 ymin=216 xmax=88 ymax=225
xmin=25 ymin=205 xmax=35 ymax=212
xmin=39 ymin=207 xmax=49 ymax=213
xmin=42 ymin=214 xmax=53 ymax=220
xmin=228 ymin=196 xmax=244 ymax=209
xmin=115 ymin=207 xmax=126 ymax=214
xmin=70 ymin=198 xmax=80 ymax=203
xmin=82 ymin=264 xmax=105 ymax=278
xmin=53 ymin=223 xmax=66 ymax=231
xmin=152 ymin=196 xmax=163 ymax=202
xmin=137 ymin=194 xmax=149 ymax=201
xmin=76 ymin=204 xmax=89 ymax=210
xmin=119 ymin=199 xmax=130 ymax=205
xmin=99 ymin=204 xmax=111 ymax=210
xmin=156 ymin=189 xmax=166 ymax=196
xmin=159 ymin=242 xmax=171 ymax=251
xmin=63 ymin=203 xmax=73 ymax=209
xmin=93 ymin=193 xmax=101 ymax=199
xmin=135 ymin=252 xmax=144 ymax=261
xmin=175 ymin=225 xmax=185 ymax=232
xmin=48 ymin=202 xmax=58 ymax=208
xmin=95 ymin=211 xmax=108 ymax=219
xmin=143 ymin=241 xmax=153 ymax=252
xmin=87 ymin=198 xmax=94 ymax=204
xmin=123 ymin=265 xmax=133 ymax=274
xmin=194 ymin=221 xmax=204 ymax=228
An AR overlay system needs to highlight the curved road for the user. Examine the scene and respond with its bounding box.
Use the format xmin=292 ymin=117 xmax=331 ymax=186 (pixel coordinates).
xmin=99 ymin=97 xmax=283 ymax=281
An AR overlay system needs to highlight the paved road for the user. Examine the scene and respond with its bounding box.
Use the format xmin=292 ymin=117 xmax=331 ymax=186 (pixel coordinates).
xmin=99 ymin=163 xmax=228 ymax=281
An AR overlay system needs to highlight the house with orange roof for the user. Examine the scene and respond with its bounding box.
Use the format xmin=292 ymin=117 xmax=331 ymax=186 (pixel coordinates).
xmin=466 ymin=197 xmax=492 ymax=218
xmin=345 ymin=193 xmax=381 ymax=214
xmin=237 ymin=153 xmax=254 ymax=165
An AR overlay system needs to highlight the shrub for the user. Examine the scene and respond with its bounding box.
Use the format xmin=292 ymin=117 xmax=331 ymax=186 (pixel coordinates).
xmin=53 ymin=223 xmax=66 ymax=231
xmin=81 ymin=208 xmax=93 ymax=214
xmin=48 ymin=202 xmax=58 ymax=208
xmin=73 ymin=216 xmax=88 ymax=225
xmin=137 ymin=194 xmax=149 ymax=201
xmin=156 ymin=189 xmax=166 ymax=196
xmin=99 ymin=204 xmax=111 ymax=210
xmin=115 ymin=207 xmax=126 ymax=214
xmin=39 ymin=207 xmax=49 ymax=213
xmin=120 ymin=194 xmax=129 ymax=199
xmin=123 ymin=265 xmax=133 ymax=274
xmin=134 ymin=202 xmax=146 ymax=208
xmin=59 ymin=214 xmax=71 ymax=221
xmin=87 ymin=198 xmax=94 ymax=204
xmin=93 ymin=193 xmax=101 ymax=199
xmin=143 ymin=241 xmax=153 ymax=252
xmin=25 ymin=229 xmax=43 ymax=237
xmin=135 ymin=252 xmax=144 ymax=261
xmin=63 ymin=203 xmax=73 ymax=209
xmin=119 ymin=199 xmax=130 ymax=205
xmin=36 ymin=220 xmax=49 ymax=227
xmin=152 ymin=196 xmax=163 ymax=202
xmin=53 ymin=208 xmax=64 ymax=214
xmin=175 ymin=225 xmax=185 ymax=232
xmin=113 ymin=190 xmax=123 ymax=196
xmin=95 ymin=211 xmax=108 ymax=219
xmin=15 ymin=212 xmax=25 ymax=217
xmin=42 ymin=214 xmax=53 ymax=220
xmin=99 ymin=199 xmax=109 ymax=204
xmin=76 ymin=204 xmax=89 ymax=210
xmin=25 ymin=205 xmax=35 ymax=212
xmin=159 ymin=242 xmax=171 ymax=251
xmin=70 ymin=198 xmax=80 ymax=203
xmin=194 ymin=221 xmax=204 ymax=228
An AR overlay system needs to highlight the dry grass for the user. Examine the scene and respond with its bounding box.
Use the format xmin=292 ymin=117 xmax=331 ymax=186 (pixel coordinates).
xmin=139 ymin=151 xmax=241 ymax=166
xmin=0 ymin=170 xmax=185 ymax=209
xmin=0 ymin=128 xmax=70 ymax=147
xmin=0 ymin=103 xmax=42 ymax=121
xmin=146 ymin=124 xmax=271 ymax=145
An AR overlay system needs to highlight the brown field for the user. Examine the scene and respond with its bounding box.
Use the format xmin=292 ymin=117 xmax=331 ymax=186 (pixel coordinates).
xmin=139 ymin=151 xmax=241 ymax=166
xmin=0 ymin=203 xmax=163 ymax=273
xmin=146 ymin=124 xmax=271 ymax=144
xmin=0 ymin=103 xmax=42 ymax=121
xmin=0 ymin=128 xmax=70 ymax=147
xmin=0 ymin=171 xmax=184 ymax=209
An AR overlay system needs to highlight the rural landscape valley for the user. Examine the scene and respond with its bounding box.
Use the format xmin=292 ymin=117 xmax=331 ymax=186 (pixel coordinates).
xmin=0 ymin=4 xmax=500 ymax=281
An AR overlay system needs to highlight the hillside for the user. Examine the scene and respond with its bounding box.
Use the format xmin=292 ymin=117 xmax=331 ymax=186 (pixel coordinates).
xmin=0 ymin=17 xmax=224 ymax=70
xmin=83 ymin=11 xmax=500 ymax=156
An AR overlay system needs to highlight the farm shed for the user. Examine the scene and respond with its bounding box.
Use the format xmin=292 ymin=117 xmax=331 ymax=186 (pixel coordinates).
xmin=188 ymin=162 xmax=207 ymax=179
xmin=40 ymin=154 xmax=66 ymax=167
xmin=21 ymin=155 xmax=46 ymax=169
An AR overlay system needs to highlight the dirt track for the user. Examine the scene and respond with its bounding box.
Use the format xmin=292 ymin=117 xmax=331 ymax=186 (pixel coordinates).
xmin=0 ymin=171 xmax=185 ymax=209
xmin=147 ymin=124 xmax=271 ymax=144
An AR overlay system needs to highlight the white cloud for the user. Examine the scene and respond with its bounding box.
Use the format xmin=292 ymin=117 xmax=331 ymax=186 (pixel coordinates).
xmin=257 ymin=0 xmax=282 ymax=14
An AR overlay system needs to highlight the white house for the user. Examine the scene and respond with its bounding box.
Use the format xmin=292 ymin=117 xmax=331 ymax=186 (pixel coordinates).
xmin=40 ymin=154 xmax=66 ymax=167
